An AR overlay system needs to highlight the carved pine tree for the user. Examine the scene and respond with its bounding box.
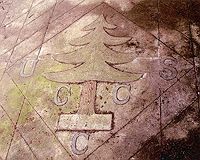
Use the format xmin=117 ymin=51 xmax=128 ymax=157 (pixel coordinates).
xmin=44 ymin=15 xmax=142 ymax=130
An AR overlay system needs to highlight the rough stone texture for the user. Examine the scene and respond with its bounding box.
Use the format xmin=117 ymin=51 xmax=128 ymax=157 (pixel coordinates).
xmin=0 ymin=0 xmax=200 ymax=160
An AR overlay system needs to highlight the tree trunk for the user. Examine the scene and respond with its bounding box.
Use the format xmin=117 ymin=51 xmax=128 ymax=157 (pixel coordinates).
xmin=78 ymin=80 xmax=97 ymax=115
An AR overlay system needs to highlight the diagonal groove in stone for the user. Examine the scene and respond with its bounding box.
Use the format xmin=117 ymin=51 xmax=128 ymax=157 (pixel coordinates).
xmin=85 ymin=67 xmax=195 ymax=159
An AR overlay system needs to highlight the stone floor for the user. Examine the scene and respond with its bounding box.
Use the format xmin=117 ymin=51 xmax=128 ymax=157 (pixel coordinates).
xmin=0 ymin=0 xmax=200 ymax=160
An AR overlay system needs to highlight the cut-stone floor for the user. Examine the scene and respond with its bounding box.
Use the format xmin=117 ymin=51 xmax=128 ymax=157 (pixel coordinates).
xmin=0 ymin=0 xmax=200 ymax=160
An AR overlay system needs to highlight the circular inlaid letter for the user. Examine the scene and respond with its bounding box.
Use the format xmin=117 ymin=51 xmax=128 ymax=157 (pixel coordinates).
xmin=71 ymin=133 xmax=89 ymax=155
xmin=54 ymin=86 xmax=71 ymax=106
xmin=113 ymin=84 xmax=131 ymax=105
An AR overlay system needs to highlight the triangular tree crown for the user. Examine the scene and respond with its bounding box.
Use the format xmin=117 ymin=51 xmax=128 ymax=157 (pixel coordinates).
xmin=44 ymin=14 xmax=142 ymax=83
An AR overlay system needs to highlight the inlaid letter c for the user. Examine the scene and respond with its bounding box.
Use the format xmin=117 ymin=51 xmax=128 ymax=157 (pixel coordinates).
xmin=113 ymin=84 xmax=131 ymax=105
xmin=71 ymin=133 xmax=89 ymax=155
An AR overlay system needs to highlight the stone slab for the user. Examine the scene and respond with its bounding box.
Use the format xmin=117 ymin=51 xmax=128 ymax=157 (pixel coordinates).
xmin=57 ymin=114 xmax=113 ymax=131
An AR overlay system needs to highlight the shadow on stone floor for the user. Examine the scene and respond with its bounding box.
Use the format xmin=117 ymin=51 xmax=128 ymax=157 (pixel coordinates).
xmin=134 ymin=100 xmax=200 ymax=160
xmin=125 ymin=0 xmax=200 ymax=59
xmin=126 ymin=0 xmax=200 ymax=30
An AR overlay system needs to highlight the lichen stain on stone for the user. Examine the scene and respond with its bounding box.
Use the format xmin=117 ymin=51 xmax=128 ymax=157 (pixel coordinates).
xmin=18 ymin=103 xmax=34 ymax=125
xmin=7 ymin=86 xmax=24 ymax=110
xmin=7 ymin=61 xmax=82 ymax=127
xmin=69 ymin=84 xmax=81 ymax=109
xmin=0 ymin=119 xmax=13 ymax=152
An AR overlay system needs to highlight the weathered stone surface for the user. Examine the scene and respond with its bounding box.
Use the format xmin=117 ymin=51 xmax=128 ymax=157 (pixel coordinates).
xmin=0 ymin=0 xmax=200 ymax=159
xmin=57 ymin=114 xmax=112 ymax=131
